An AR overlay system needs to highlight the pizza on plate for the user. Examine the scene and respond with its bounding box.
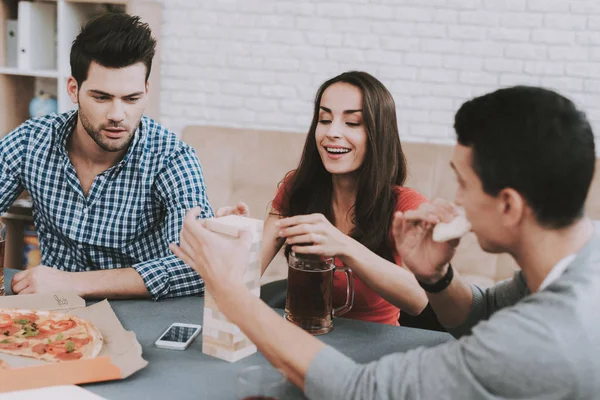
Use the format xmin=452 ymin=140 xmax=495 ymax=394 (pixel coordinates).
xmin=0 ymin=308 xmax=103 ymax=362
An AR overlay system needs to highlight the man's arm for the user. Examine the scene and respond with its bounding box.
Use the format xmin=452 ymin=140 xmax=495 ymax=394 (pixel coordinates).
xmin=12 ymin=266 xmax=150 ymax=299
xmin=132 ymin=145 xmax=213 ymax=300
xmin=304 ymin=302 xmax=575 ymax=400
xmin=170 ymin=212 xmax=574 ymax=400
xmin=226 ymin=283 xmax=570 ymax=400
xmin=416 ymin=265 xmax=528 ymax=335
xmin=445 ymin=270 xmax=528 ymax=337
xmin=392 ymin=202 xmax=526 ymax=330
xmin=0 ymin=124 xmax=28 ymax=214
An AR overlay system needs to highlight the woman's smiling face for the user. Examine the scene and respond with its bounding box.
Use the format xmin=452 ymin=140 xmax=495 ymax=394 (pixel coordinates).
xmin=315 ymin=82 xmax=367 ymax=177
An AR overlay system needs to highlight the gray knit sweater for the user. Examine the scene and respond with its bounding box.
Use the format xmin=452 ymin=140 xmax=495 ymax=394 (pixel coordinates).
xmin=305 ymin=233 xmax=600 ymax=399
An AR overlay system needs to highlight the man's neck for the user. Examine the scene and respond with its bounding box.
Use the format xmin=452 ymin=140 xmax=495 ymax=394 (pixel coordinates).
xmin=68 ymin=119 xmax=127 ymax=170
xmin=513 ymin=217 xmax=594 ymax=293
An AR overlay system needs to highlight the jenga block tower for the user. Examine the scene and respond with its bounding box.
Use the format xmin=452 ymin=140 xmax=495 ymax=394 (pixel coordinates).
xmin=202 ymin=215 xmax=263 ymax=362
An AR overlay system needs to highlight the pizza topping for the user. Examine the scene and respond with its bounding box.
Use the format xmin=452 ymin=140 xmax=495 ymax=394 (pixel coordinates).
xmin=0 ymin=340 xmax=30 ymax=350
xmin=46 ymin=339 xmax=81 ymax=355
xmin=21 ymin=323 xmax=39 ymax=337
xmin=3 ymin=325 xmax=21 ymax=336
xmin=38 ymin=319 xmax=77 ymax=334
xmin=67 ymin=336 xmax=90 ymax=346
xmin=0 ymin=314 xmax=14 ymax=329
xmin=32 ymin=343 xmax=47 ymax=354
xmin=55 ymin=351 xmax=83 ymax=361
xmin=66 ymin=340 xmax=75 ymax=353
xmin=13 ymin=313 xmax=39 ymax=323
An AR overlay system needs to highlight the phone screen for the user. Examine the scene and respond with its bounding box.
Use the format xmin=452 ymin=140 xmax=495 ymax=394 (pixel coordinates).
xmin=159 ymin=325 xmax=200 ymax=343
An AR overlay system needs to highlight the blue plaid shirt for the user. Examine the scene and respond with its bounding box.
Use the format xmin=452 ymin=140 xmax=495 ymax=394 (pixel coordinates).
xmin=0 ymin=111 xmax=213 ymax=300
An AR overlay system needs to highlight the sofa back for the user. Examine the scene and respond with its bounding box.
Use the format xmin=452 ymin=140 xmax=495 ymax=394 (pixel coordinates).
xmin=182 ymin=125 xmax=600 ymax=285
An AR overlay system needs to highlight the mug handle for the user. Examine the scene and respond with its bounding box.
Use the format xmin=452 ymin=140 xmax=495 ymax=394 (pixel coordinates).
xmin=332 ymin=266 xmax=354 ymax=318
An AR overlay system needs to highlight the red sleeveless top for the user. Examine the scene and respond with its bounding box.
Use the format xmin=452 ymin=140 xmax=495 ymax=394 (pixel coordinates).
xmin=272 ymin=182 xmax=427 ymax=325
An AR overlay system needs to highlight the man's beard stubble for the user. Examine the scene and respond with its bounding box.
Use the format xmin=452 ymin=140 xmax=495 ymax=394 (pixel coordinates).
xmin=78 ymin=106 xmax=138 ymax=153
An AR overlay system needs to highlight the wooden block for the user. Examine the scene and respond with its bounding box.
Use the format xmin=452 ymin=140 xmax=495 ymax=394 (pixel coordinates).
xmin=203 ymin=314 xmax=241 ymax=335
xmin=202 ymin=215 xmax=263 ymax=362
xmin=204 ymin=292 xmax=217 ymax=309
xmin=203 ymin=336 xmax=255 ymax=352
xmin=202 ymin=342 xmax=257 ymax=363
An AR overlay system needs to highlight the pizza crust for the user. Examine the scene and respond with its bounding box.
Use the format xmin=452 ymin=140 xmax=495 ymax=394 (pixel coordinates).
xmin=0 ymin=308 xmax=103 ymax=363
xmin=432 ymin=215 xmax=472 ymax=242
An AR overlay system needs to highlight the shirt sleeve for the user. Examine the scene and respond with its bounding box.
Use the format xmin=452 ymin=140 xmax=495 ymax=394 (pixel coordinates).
xmin=0 ymin=124 xmax=27 ymax=214
xmin=395 ymin=187 xmax=429 ymax=214
xmin=305 ymin=292 xmax=575 ymax=400
xmin=271 ymin=171 xmax=295 ymax=214
xmin=447 ymin=271 xmax=529 ymax=338
xmin=131 ymin=144 xmax=214 ymax=300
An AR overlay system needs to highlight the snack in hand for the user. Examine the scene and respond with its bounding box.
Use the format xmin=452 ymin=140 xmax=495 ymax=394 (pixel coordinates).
xmin=0 ymin=308 xmax=103 ymax=362
xmin=432 ymin=214 xmax=472 ymax=243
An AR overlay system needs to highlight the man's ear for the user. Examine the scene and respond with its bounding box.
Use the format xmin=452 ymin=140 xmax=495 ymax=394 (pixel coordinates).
xmin=498 ymin=188 xmax=525 ymax=228
xmin=66 ymin=77 xmax=79 ymax=105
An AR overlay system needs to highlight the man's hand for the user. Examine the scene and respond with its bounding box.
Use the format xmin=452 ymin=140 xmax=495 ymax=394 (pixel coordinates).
xmin=393 ymin=199 xmax=462 ymax=284
xmin=11 ymin=266 xmax=78 ymax=295
xmin=215 ymin=202 xmax=250 ymax=218
xmin=170 ymin=207 xmax=253 ymax=298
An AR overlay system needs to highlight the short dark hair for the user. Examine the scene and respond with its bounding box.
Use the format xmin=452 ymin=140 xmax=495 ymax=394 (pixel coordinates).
xmin=454 ymin=86 xmax=596 ymax=228
xmin=70 ymin=13 xmax=156 ymax=87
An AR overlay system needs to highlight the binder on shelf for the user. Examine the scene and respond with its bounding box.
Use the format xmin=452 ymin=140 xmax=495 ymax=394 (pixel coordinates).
xmin=5 ymin=19 xmax=18 ymax=68
xmin=17 ymin=1 xmax=57 ymax=71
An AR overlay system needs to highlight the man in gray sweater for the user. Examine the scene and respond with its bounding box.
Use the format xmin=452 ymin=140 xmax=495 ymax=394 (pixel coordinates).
xmin=172 ymin=86 xmax=599 ymax=399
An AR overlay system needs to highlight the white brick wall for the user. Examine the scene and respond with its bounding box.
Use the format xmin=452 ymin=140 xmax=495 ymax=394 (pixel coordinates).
xmin=158 ymin=0 xmax=600 ymax=154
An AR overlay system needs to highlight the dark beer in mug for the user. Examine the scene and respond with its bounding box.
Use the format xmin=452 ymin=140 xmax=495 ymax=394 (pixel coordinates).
xmin=284 ymin=263 xmax=334 ymax=335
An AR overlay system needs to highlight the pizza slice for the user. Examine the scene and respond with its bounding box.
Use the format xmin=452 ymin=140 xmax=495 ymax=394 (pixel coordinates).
xmin=0 ymin=308 xmax=103 ymax=362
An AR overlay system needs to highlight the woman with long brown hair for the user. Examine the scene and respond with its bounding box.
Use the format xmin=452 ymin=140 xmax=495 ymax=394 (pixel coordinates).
xmin=223 ymin=71 xmax=428 ymax=325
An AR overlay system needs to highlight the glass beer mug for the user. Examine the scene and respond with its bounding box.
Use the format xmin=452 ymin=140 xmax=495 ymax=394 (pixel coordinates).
xmin=284 ymin=252 xmax=354 ymax=335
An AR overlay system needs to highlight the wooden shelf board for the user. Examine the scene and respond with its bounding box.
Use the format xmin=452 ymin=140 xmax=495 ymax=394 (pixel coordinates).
xmin=0 ymin=67 xmax=59 ymax=79
xmin=65 ymin=0 xmax=128 ymax=4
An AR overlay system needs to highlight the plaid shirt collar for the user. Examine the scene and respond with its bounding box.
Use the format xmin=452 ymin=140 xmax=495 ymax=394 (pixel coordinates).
xmin=53 ymin=110 xmax=144 ymax=170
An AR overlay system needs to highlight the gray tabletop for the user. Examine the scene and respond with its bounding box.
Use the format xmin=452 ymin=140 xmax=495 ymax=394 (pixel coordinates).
xmin=3 ymin=268 xmax=452 ymax=399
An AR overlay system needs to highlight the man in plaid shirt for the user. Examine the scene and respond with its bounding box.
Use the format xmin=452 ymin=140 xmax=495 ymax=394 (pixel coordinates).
xmin=1 ymin=14 xmax=213 ymax=300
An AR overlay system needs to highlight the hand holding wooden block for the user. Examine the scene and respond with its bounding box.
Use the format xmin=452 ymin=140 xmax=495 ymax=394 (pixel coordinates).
xmin=202 ymin=215 xmax=263 ymax=362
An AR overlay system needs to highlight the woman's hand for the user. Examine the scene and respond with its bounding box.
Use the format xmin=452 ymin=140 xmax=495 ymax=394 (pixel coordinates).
xmin=276 ymin=213 xmax=351 ymax=258
xmin=170 ymin=207 xmax=252 ymax=296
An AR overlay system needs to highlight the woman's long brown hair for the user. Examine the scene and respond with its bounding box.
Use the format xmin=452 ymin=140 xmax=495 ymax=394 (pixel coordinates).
xmin=280 ymin=71 xmax=408 ymax=262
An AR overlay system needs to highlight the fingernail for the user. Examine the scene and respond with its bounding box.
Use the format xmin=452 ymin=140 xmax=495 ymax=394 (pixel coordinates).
xmin=278 ymin=231 xmax=283 ymax=237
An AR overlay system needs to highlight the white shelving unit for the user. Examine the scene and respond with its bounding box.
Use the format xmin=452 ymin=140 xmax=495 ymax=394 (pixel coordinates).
xmin=0 ymin=0 xmax=162 ymax=137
